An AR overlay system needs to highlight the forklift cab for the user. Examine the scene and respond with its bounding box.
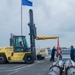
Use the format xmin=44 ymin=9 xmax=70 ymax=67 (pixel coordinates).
xmin=10 ymin=35 xmax=30 ymax=52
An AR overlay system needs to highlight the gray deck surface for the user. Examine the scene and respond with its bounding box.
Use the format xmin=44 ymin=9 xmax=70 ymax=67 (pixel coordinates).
xmin=0 ymin=59 xmax=53 ymax=75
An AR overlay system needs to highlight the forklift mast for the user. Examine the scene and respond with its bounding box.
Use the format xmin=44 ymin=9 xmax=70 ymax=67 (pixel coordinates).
xmin=28 ymin=9 xmax=36 ymax=56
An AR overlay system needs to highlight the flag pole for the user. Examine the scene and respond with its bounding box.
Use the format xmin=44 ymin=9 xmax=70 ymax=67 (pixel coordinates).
xmin=21 ymin=0 xmax=33 ymax=35
xmin=21 ymin=0 xmax=22 ymax=35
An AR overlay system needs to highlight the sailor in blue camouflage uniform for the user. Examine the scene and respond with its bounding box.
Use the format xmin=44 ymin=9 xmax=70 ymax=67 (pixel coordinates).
xmin=50 ymin=46 xmax=56 ymax=61
xmin=70 ymin=46 xmax=75 ymax=61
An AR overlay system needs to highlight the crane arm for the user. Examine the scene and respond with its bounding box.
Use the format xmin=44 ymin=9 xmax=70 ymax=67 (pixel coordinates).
xmin=36 ymin=36 xmax=59 ymax=40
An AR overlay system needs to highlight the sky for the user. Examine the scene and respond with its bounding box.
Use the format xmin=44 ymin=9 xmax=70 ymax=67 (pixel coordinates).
xmin=0 ymin=0 xmax=75 ymax=49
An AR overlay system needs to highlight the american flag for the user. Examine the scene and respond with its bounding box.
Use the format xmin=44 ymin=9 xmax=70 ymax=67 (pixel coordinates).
xmin=56 ymin=38 xmax=62 ymax=55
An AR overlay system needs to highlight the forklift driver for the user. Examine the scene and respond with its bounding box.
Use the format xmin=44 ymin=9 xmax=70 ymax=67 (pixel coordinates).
xmin=20 ymin=41 xmax=24 ymax=47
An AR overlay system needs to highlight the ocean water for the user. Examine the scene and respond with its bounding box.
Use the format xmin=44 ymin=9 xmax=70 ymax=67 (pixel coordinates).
xmin=48 ymin=49 xmax=70 ymax=58
xmin=47 ymin=49 xmax=70 ymax=62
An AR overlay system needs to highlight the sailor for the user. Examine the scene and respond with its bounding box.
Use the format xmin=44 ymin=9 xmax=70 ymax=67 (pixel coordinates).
xmin=50 ymin=46 xmax=56 ymax=61
xmin=74 ymin=48 xmax=75 ymax=62
xmin=70 ymin=46 xmax=75 ymax=61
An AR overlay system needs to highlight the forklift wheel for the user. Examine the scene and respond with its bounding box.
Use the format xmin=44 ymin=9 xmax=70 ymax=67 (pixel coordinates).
xmin=24 ymin=54 xmax=34 ymax=64
xmin=0 ymin=54 xmax=7 ymax=64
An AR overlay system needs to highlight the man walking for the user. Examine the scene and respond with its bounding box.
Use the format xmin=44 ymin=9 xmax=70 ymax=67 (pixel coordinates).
xmin=50 ymin=46 xmax=56 ymax=61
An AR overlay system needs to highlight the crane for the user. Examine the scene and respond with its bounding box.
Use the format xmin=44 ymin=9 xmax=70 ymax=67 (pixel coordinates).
xmin=36 ymin=36 xmax=61 ymax=60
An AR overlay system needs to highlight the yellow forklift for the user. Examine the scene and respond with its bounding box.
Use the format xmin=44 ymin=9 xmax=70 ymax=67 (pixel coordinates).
xmin=0 ymin=34 xmax=35 ymax=64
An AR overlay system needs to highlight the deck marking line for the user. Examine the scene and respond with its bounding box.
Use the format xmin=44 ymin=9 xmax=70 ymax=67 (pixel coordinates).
xmin=0 ymin=60 xmax=44 ymax=73
xmin=8 ymin=70 xmax=20 ymax=75
xmin=0 ymin=64 xmax=25 ymax=70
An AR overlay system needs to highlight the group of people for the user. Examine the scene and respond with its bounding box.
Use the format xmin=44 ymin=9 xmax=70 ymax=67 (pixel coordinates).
xmin=50 ymin=45 xmax=75 ymax=62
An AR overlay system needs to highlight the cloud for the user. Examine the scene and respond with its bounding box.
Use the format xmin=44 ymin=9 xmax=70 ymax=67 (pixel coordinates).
xmin=33 ymin=0 xmax=75 ymax=47
xmin=0 ymin=0 xmax=75 ymax=48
